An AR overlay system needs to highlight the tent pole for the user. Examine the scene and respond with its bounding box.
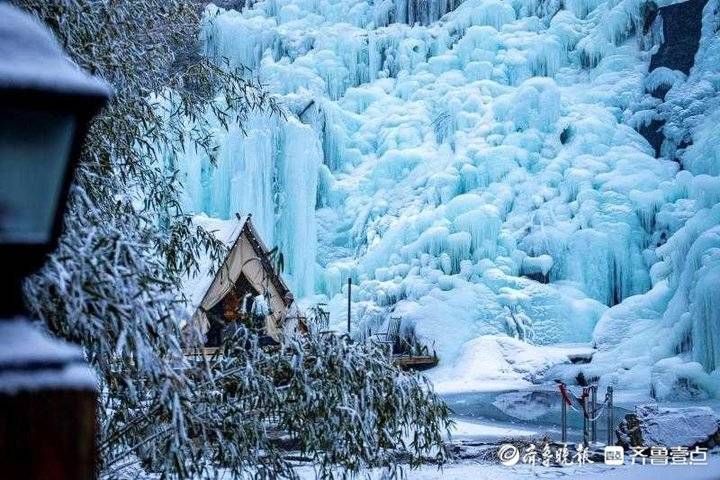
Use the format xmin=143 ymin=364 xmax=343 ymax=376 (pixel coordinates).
xmin=582 ymin=392 xmax=589 ymax=446
xmin=607 ymin=386 xmax=614 ymax=446
xmin=591 ymin=385 xmax=597 ymax=443
xmin=347 ymin=277 xmax=352 ymax=334
xmin=561 ymin=393 xmax=567 ymax=443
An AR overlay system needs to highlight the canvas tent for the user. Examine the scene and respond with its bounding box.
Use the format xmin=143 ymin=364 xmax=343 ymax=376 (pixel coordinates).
xmin=184 ymin=214 xmax=299 ymax=346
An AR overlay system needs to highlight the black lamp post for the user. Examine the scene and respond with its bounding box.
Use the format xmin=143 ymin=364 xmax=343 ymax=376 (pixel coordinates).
xmin=0 ymin=4 xmax=110 ymax=479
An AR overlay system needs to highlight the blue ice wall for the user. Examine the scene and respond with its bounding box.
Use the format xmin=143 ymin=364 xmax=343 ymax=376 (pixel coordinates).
xmin=173 ymin=0 xmax=720 ymax=398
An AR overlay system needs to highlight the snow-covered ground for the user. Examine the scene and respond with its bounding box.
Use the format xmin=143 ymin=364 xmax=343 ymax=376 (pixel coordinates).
xmin=177 ymin=0 xmax=720 ymax=404
xmin=294 ymin=417 xmax=720 ymax=480
xmin=297 ymin=457 xmax=720 ymax=480
xmin=428 ymin=337 xmax=595 ymax=393
xmin=205 ymin=451 xmax=720 ymax=480
xmin=451 ymin=418 xmax=540 ymax=440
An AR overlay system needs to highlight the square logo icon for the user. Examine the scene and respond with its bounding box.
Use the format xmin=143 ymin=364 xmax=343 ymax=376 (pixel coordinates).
xmin=604 ymin=446 xmax=625 ymax=465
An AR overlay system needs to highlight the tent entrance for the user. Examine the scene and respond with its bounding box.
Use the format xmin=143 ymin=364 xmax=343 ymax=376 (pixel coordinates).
xmin=204 ymin=273 xmax=262 ymax=347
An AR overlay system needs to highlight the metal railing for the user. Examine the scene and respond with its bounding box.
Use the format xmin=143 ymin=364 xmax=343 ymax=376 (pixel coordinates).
xmin=558 ymin=382 xmax=615 ymax=446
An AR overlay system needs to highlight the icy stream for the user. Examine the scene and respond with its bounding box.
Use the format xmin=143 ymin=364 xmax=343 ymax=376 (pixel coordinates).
xmin=445 ymin=389 xmax=632 ymax=442
xmin=177 ymin=0 xmax=720 ymax=401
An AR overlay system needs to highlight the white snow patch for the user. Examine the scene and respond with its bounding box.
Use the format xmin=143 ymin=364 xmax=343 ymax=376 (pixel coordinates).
xmin=428 ymin=335 xmax=594 ymax=394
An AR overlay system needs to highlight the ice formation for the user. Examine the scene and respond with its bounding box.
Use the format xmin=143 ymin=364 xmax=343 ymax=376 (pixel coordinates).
xmin=178 ymin=112 xmax=321 ymax=296
xmin=176 ymin=0 xmax=720 ymax=400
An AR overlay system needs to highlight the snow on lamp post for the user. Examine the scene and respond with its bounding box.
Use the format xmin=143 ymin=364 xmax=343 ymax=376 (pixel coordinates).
xmin=0 ymin=4 xmax=110 ymax=479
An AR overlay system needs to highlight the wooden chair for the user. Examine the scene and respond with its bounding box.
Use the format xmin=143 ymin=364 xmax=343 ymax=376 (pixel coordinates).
xmin=371 ymin=316 xmax=402 ymax=358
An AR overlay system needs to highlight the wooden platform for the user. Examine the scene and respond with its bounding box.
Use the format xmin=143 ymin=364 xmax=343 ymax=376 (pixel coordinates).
xmin=393 ymin=355 xmax=438 ymax=371
xmin=184 ymin=347 xmax=221 ymax=359
xmin=185 ymin=348 xmax=439 ymax=371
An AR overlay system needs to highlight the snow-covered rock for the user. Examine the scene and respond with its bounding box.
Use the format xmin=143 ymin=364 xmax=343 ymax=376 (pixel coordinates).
xmin=617 ymin=404 xmax=720 ymax=448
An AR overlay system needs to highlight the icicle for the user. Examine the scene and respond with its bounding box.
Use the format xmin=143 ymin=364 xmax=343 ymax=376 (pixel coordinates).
xmin=454 ymin=206 xmax=502 ymax=260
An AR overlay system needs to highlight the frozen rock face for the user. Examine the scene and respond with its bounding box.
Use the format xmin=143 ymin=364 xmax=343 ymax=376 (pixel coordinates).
xmin=617 ymin=404 xmax=720 ymax=448
xmin=586 ymin=0 xmax=720 ymax=401
xmin=637 ymin=0 xmax=707 ymax=155
xmin=649 ymin=0 xmax=709 ymax=75
xmin=174 ymin=0 xmax=720 ymax=398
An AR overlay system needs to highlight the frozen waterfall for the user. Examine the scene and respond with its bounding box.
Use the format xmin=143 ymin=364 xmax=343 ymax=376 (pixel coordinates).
xmin=175 ymin=0 xmax=720 ymax=400
xmin=178 ymin=112 xmax=321 ymax=296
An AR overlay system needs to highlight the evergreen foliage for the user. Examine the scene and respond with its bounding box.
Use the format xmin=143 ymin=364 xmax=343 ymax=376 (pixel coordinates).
xmin=14 ymin=1 xmax=452 ymax=477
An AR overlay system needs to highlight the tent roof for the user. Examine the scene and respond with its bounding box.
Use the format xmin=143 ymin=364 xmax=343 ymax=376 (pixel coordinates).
xmin=183 ymin=214 xmax=291 ymax=318
xmin=230 ymin=214 xmax=292 ymax=305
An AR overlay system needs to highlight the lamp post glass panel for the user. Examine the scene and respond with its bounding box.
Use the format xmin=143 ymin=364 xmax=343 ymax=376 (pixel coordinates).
xmin=0 ymin=109 xmax=76 ymax=245
xmin=0 ymin=4 xmax=110 ymax=479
